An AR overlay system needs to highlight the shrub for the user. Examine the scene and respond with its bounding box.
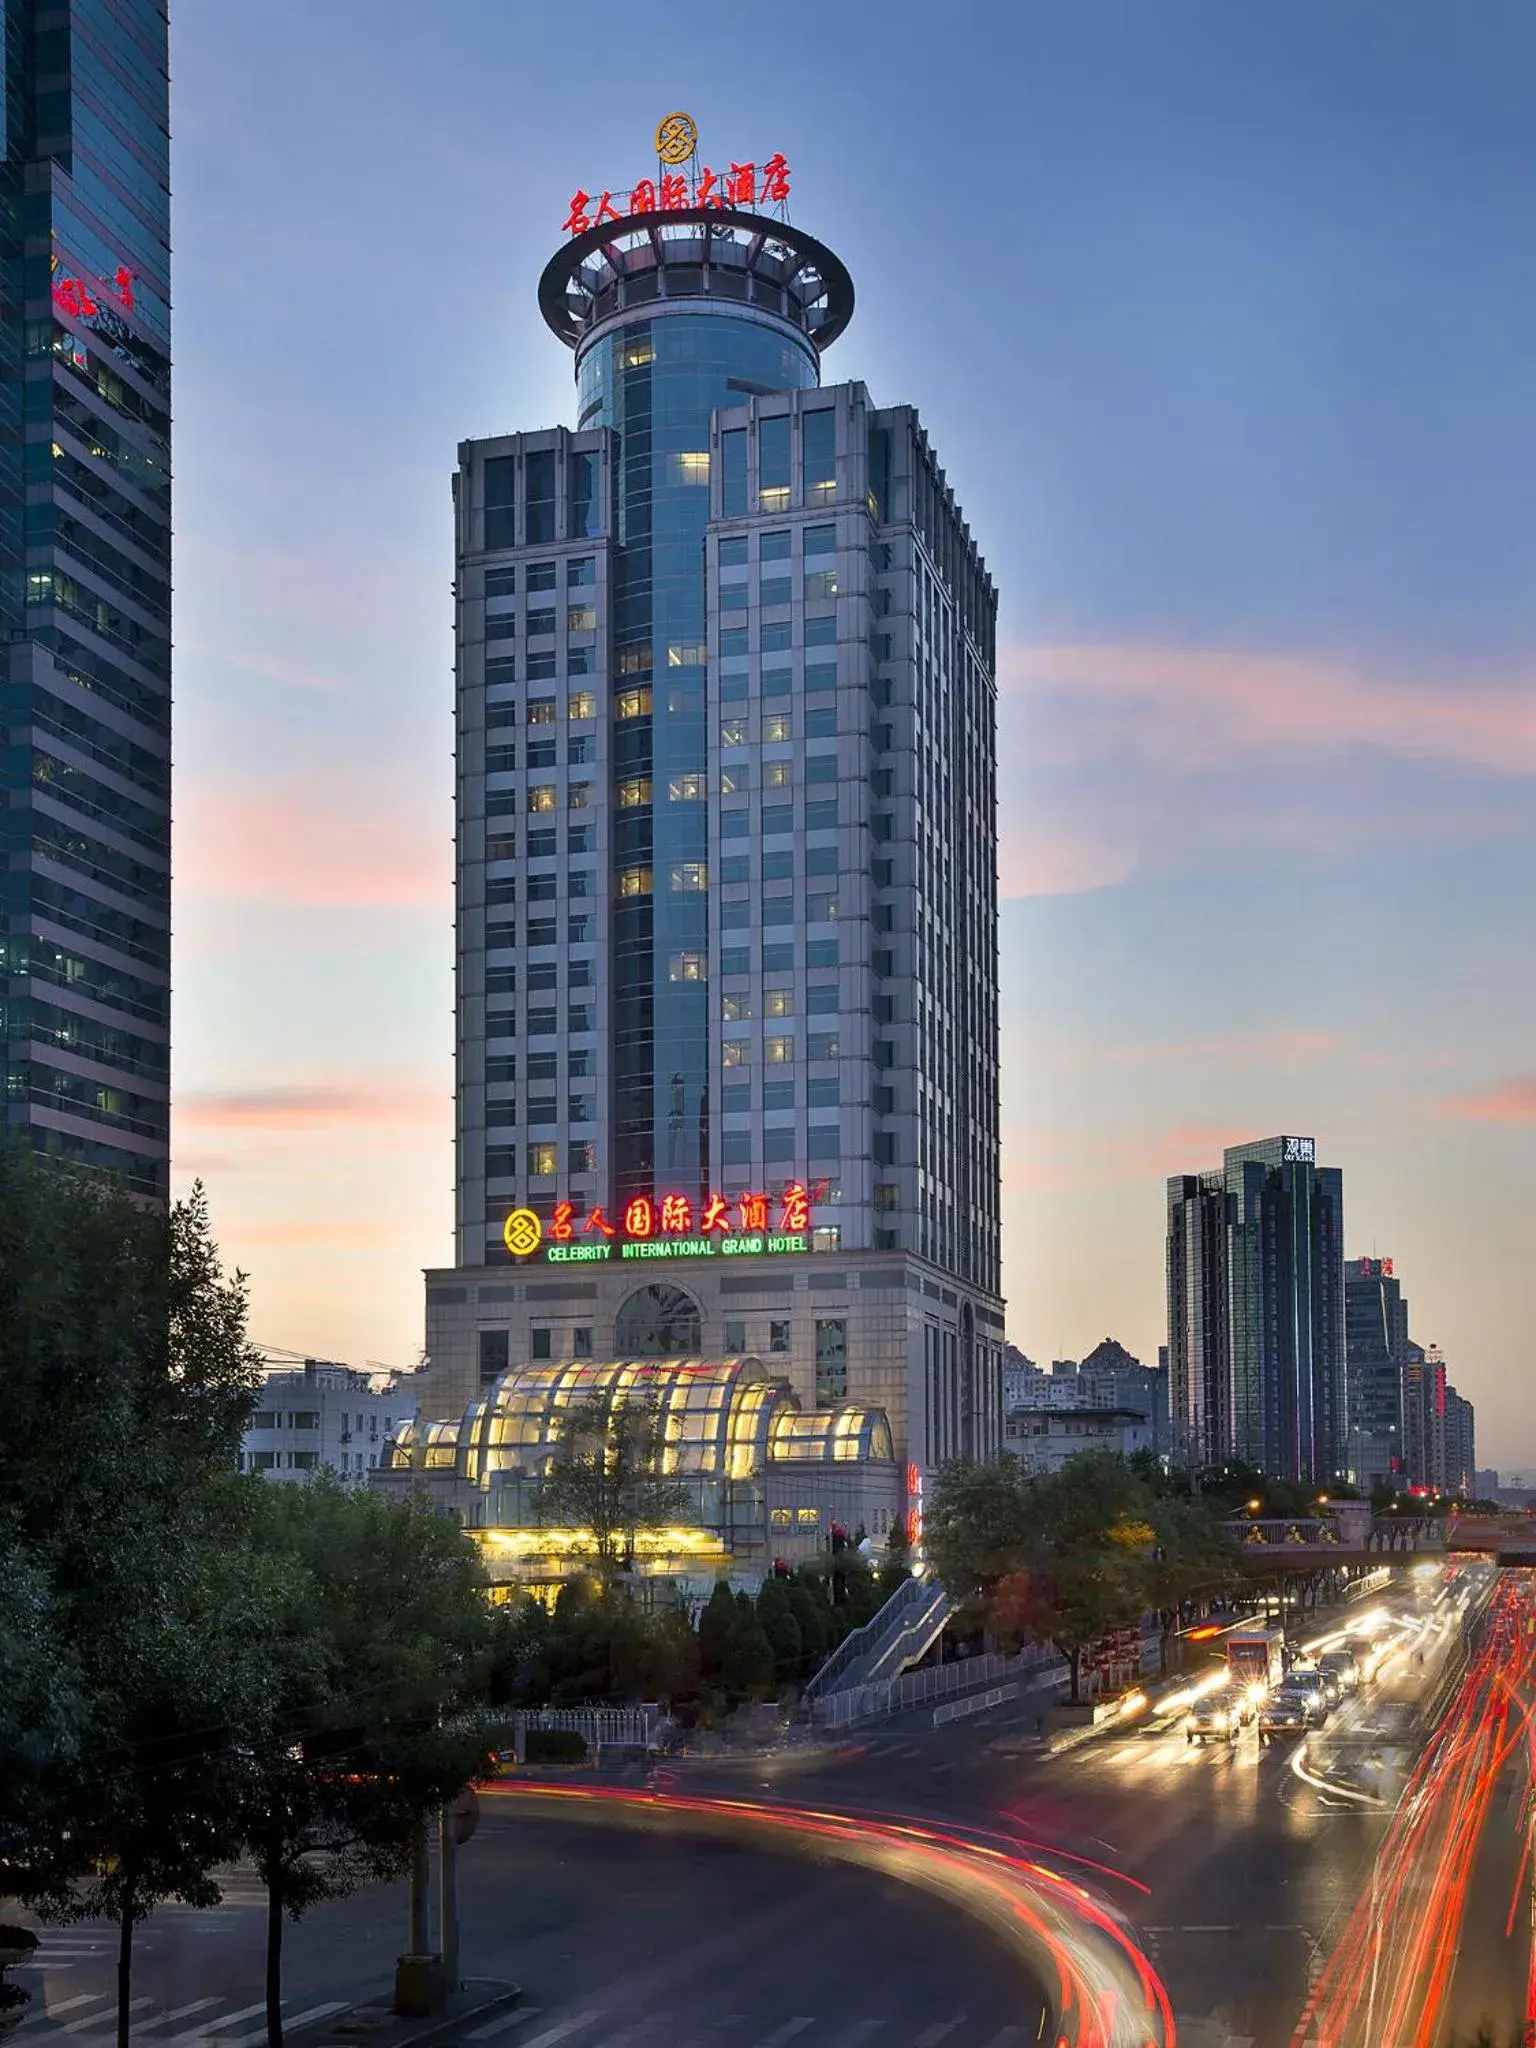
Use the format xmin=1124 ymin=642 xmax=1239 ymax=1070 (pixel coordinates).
xmin=523 ymin=1727 xmax=587 ymax=1764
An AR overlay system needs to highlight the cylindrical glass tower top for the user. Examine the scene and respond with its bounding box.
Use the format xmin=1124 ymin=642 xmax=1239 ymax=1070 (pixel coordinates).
xmin=538 ymin=208 xmax=853 ymax=1203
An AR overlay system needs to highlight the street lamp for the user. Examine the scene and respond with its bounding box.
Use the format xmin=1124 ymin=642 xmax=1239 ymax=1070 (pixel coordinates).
xmin=1246 ymin=1497 xmax=1262 ymax=1515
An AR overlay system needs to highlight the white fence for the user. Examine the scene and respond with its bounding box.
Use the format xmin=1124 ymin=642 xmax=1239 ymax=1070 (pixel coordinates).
xmin=495 ymin=1704 xmax=661 ymax=1759
xmin=810 ymin=1643 xmax=1067 ymax=1730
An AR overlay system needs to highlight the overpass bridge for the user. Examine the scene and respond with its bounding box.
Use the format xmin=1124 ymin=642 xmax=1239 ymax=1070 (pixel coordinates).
xmin=1220 ymin=1516 xmax=1444 ymax=1570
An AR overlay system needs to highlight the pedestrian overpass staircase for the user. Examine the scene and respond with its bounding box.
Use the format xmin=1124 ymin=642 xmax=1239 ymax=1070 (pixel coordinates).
xmin=802 ymin=1572 xmax=955 ymax=1705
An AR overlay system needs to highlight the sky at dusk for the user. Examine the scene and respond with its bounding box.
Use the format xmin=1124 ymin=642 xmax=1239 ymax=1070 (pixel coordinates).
xmin=169 ymin=2 xmax=1536 ymax=1462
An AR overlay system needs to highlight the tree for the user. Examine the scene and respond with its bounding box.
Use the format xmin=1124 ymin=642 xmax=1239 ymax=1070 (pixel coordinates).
xmin=537 ymin=1393 xmax=691 ymax=1585
xmin=233 ymin=1478 xmax=497 ymax=2048
xmin=0 ymin=1161 xmax=261 ymax=2047
xmin=755 ymin=1577 xmax=802 ymax=1683
xmin=721 ymin=1601 xmax=775 ymax=1696
xmin=785 ymin=1573 xmax=831 ymax=1675
xmin=698 ymin=1579 xmax=738 ymax=1679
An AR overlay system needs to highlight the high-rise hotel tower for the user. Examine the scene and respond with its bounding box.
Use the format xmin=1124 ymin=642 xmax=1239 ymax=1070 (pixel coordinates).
xmin=1 ymin=4 xmax=171 ymax=1199
xmin=422 ymin=125 xmax=1003 ymax=1482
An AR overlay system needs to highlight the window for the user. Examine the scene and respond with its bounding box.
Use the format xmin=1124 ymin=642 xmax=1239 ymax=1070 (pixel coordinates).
xmin=763 ymin=851 xmax=794 ymax=881
xmin=531 ymin=1326 xmax=553 ymax=1360
xmin=760 ymin=575 xmax=793 ymax=608
xmin=722 ymin=992 xmax=754 ymax=1022
xmin=568 ymin=646 xmax=594 ymax=676
xmin=568 ymin=1141 xmax=596 ymax=1173
xmin=762 ymin=1078 xmax=795 ymax=1111
xmin=569 ymin=915 xmax=592 ymax=944
xmin=761 ymin=621 xmax=793 ymax=652
xmin=721 ymin=1041 xmax=750 ymax=1067
xmin=725 ymin=1319 xmax=747 ymax=1353
xmin=721 ymin=429 xmax=747 ymax=516
xmin=527 ymin=608 xmax=557 ymax=637
xmin=765 ymin=987 xmax=795 ymax=1017
xmin=573 ymin=1326 xmax=594 ymax=1358
xmin=528 ymin=699 xmax=556 ymax=726
xmin=291 ymin=1451 xmax=319 ymax=1472
xmin=769 ymin=1319 xmax=791 ymax=1354
xmin=804 ymin=614 xmax=836 ymax=647
xmin=719 ymin=855 xmax=750 ymax=884
xmin=762 ymin=942 xmax=795 ymax=972
xmin=528 ymin=654 xmax=557 ymax=681
xmin=803 ymin=410 xmax=836 ymax=501
xmin=770 ymin=1505 xmax=792 ymax=1530
xmin=526 ymin=740 xmax=557 ymax=769
xmin=616 ymin=687 xmax=652 ymax=719
xmin=721 ymin=718 xmax=748 ymax=747
xmin=797 ymin=1506 xmax=821 ymax=1528
xmin=805 ymin=662 xmax=837 ymax=695
xmin=670 ymin=863 xmax=708 ymax=891
xmin=291 ymin=1411 xmax=320 ymax=1430
xmin=806 ymin=754 xmax=838 ymax=783
xmin=568 ymin=782 xmax=591 ymax=809
xmin=567 ymin=740 xmax=595 ymax=770
xmin=568 ymin=556 xmax=596 ymax=586
xmin=485 ymin=566 xmax=517 ymax=597
xmin=622 ymin=337 xmax=654 ymax=368
xmin=804 ymin=568 xmax=838 ymax=602
xmin=484 ymin=456 xmax=515 ymax=549
xmin=527 ymin=918 xmax=557 ymax=946
xmin=671 ymin=450 xmax=710 ymax=484
xmin=617 ymin=867 xmax=653 ymax=897
xmin=762 ymin=713 xmax=791 ymax=743
xmin=718 ymin=626 xmax=749 ymax=658
xmin=568 ymin=453 xmax=599 ymax=537
xmin=761 ymin=804 xmax=793 ymax=836
xmin=527 ymin=1142 xmax=558 ymax=1176
xmin=479 ymin=1328 xmax=509 ymax=1385
xmin=719 ymin=766 xmax=747 ymax=795
xmin=760 ymin=530 xmax=791 ymax=562
xmin=669 ymin=773 xmax=705 ymax=801
xmin=526 ymin=452 xmax=556 ymax=542
xmin=720 ymin=947 xmax=749 ymax=977
xmin=721 ymin=1083 xmax=751 ymax=1113
xmin=809 ymin=1033 xmax=839 ymax=1060
xmin=670 ymin=951 xmax=706 ymax=982
xmin=568 ymin=692 xmax=596 ymax=719
xmin=764 ymin=760 xmax=791 ymax=789
xmin=568 ymin=605 xmax=597 ymax=633
xmin=807 ymin=892 xmax=837 ymax=921
xmin=765 ymin=1035 xmax=794 ymax=1064
xmin=719 ymin=535 xmax=748 ymax=568
xmin=808 ymin=1076 xmax=839 ymax=1107
xmin=805 ymin=707 xmax=837 ymax=740
xmin=812 ymin=1225 xmax=842 ymax=1254
xmin=815 ymin=1319 xmax=848 ymax=1403
xmin=804 ymin=522 xmax=836 ymax=556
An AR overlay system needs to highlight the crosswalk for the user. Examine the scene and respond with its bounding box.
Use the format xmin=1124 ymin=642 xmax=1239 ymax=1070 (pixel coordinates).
xmin=5 ymin=1987 xmax=348 ymax=2047
xmin=457 ymin=2013 xmax=1040 ymax=2048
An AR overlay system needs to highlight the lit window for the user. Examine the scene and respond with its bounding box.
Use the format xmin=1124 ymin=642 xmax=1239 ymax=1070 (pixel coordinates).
xmin=723 ymin=993 xmax=754 ymax=1022
xmin=762 ymin=713 xmax=791 ymax=743
xmin=526 ymin=1142 xmax=558 ymax=1176
xmin=671 ymin=451 xmax=711 ymax=484
xmin=759 ymin=486 xmax=790 ymax=513
xmin=805 ymin=569 xmax=838 ymax=602
xmin=666 ymin=643 xmax=706 ymax=668
xmin=568 ymin=692 xmax=596 ymax=720
xmin=622 ymin=339 xmax=654 ymax=368
xmin=812 ymin=1225 xmax=842 ymax=1252
xmin=765 ymin=761 xmax=791 ymax=788
xmin=568 ymin=605 xmax=597 ymax=633
xmin=796 ymin=1506 xmax=821 ymax=1526
xmin=765 ymin=1035 xmax=795 ymax=1064
xmin=617 ymin=646 xmax=651 ymax=676
xmin=617 ymin=777 xmax=652 ymax=808
xmin=721 ymin=719 xmax=748 ymax=748
xmin=765 ymin=988 xmax=795 ymax=1017
xmin=669 ymin=951 xmax=706 ymax=982
xmin=720 ymin=767 xmax=746 ymax=793
xmin=616 ymin=688 xmax=652 ymax=719
xmin=809 ymin=1033 xmax=838 ymax=1060
xmin=669 ymin=773 xmax=705 ymax=801
xmin=770 ymin=1506 xmax=792 ymax=1529
xmin=722 ymin=1041 xmax=750 ymax=1067
xmin=568 ymin=782 xmax=591 ymax=809
xmin=525 ymin=785 xmax=556 ymax=814
xmin=528 ymin=699 xmax=556 ymax=725
xmin=670 ymin=863 xmax=708 ymax=891
xmin=616 ymin=867 xmax=653 ymax=898
xmin=807 ymin=892 xmax=837 ymax=921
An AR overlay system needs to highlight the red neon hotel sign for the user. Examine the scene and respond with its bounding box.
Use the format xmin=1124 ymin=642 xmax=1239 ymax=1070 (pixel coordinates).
xmin=564 ymin=113 xmax=790 ymax=237
xmin=504 ymin=1183 xmax=814 ymax=1264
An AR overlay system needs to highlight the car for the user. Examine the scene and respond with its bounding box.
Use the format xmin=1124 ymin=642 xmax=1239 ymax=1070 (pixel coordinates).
xmin=1319 ymin=1649 xmax=1359 ymax=1694
xmin=1288 ymin=1665 xmax=1338 ymax=1712
xmin=1186 ymin=1688 xmax=1243 ymax=1744
xmin=1258 ymin=1691 xmax=1317 ymax=1743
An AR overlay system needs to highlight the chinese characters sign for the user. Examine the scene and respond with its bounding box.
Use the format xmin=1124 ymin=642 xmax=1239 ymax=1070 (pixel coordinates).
xmin=504 ymin=1184 xmax=814 ymax=1264
xmin=563 ymin=149 xmax=791 ymax=237
xmin=51 ymin=252 xmax=136 ymax=324
xmin=1281 ymin=1136 xmax=1316 ymax=1164
xmin=1356 ymin=1257 xmax=1395 ymax=1279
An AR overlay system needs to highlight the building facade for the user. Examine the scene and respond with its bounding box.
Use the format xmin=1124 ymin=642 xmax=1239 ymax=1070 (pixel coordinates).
xmin=1 ymin=3 xmax=171 ymax=1197
xmin=240 ymin=1360 xmax=419 ymax=1485
xmin=1344 ymin=1255 xmax=1410 ymax=1489
xmin=422 ymin=133 xmax=1004 ymax=1490
xmin=1003 ymin=1403 xmax=1153 ymax=1473
xmin=1167 ymin=1136 xmax=1346 ymax=1485
xmin=1443 ymin=1385 xmax=1476 ymax=1498
xmin=381 ymin=1355 xmax=901 ymax=1600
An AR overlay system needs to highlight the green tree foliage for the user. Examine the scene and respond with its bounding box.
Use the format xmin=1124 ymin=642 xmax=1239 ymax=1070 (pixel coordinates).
xmin=698 ymin=1579 xmax=739 ymax=1679
xmin=754 ymin=1576 xmax=803 ymax=1682
xmin=721 ymin=1600 xmax=775 ymax=1696
xmin=231 ymin=1477 xmax=496 ymax=2048
xmin=928 ymin=1450 xmax=1243 ymax=1700
xmin=537 ymin=1393 xmax=692 ymax=1584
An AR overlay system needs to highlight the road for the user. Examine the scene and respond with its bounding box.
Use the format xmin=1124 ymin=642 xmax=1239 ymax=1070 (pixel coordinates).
xmin=9 ymin=1813 xmax=1047 ymax=2048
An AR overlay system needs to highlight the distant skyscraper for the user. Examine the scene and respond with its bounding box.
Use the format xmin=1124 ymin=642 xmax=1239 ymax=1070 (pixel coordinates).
xmin=422 ymin=125 xmax=1003 ymax=1481
xmin=1344 ymin=1255 xmax=1410 ymax=1489
xmin=1166 ymin=1171 xmax=1232 ymax=1467
xmin=1 ymin=5 xmax=171 ymax=1198
xmin=1443 ymin=1384 xmax=1476 ymax=1497
xmin=1167 ymin=1136 xmax=1345 ymax=1484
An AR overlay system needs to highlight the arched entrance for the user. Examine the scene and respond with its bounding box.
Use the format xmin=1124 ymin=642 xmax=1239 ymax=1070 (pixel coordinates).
xmin=614 ymin=1283 xmax=703 ymax=1358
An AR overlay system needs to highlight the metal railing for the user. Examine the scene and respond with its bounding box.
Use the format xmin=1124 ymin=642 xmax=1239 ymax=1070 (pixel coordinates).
xmin=810 ymin=1642 xmax=1067 ymax=1730
xmin=493 ymin=1703 xmax=661 ymax=1754
xmin=803 ymin=1572 xmax=930 ymax=1701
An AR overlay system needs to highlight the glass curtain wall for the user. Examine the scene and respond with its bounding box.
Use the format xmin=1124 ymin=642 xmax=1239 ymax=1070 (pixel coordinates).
xmin=577 ymin=309 xmax=816 ymax=1204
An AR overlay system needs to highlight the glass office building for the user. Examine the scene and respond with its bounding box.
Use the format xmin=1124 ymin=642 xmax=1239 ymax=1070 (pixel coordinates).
xmin=1167 ymin=1135 xmax=1346 ymax=1484
xmin=0 ymin=3 xmax=170 ymax=1198
xmin=425 ymin=167 xmax=1004 ymax=1478
xmin=1344 ymin=1255 xmax=1410 ymax=1489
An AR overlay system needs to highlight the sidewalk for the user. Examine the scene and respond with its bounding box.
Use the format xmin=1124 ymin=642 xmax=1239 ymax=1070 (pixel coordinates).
xmin=278 ymin=1980 xmax=522 ymax=2048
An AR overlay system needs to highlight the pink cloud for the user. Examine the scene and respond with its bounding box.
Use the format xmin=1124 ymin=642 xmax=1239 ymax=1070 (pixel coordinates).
xmin=1096 ymin=1027 xmax=1338 ymax=1068
xmin=177 ymin=1079 xmax=446 ymax=1134
xmin=1003 ymin=1120 xmax=1255 ymax=1197
xmin=176 ymin=775 xmax=448 ymax=909
xmin=1436 ymin=1078 xmax=1536 ymax=1124
xmin=1000 ymin=641 xmax=1536 ymax=775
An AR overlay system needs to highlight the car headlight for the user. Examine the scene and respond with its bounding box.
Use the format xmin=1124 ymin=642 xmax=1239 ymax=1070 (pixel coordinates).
xmin=1212 ymin=1713 xmax=1227 ymax=1728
